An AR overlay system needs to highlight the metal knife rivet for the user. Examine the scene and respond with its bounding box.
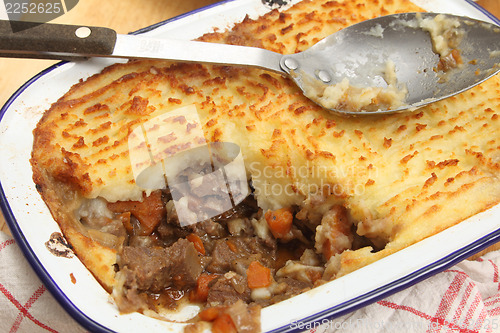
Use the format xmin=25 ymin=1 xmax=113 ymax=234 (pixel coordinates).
xmin=317 ymin=70 xmax=331 ymax=83
xmin=284 ymin=58 xmax=299 ymax=70
xmin=75 ymin=27 xmax=91 ymax=39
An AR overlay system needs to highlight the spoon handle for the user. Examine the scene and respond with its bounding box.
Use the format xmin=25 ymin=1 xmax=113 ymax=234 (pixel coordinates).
xmin=0 ymin=20 xmax=285 ymax=74
xmin=0 ymin=20 xmax=116 ymax=60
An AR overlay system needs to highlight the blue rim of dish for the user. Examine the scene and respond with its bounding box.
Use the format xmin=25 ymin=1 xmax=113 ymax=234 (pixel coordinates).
xmin=0 ymin=1 xmax=499 ymax=332
xmin=464 ymin=0 xmax=500 ymax=23
xmin=268 ymin=227 xmax=500 ymax=333
xmin=0 ymin=62 xmax=114 ymax=332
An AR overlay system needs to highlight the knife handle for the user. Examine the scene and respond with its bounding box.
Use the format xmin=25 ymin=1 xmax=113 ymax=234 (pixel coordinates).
xmin=0 ymin=20 xmax=117 ymax=60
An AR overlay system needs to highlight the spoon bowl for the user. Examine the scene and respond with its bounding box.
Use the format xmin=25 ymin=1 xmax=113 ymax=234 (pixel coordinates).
xmin=1 ymin=12 xmax=499 ymax=115
xmin=280 ymin=12 xmax=500 ymax=115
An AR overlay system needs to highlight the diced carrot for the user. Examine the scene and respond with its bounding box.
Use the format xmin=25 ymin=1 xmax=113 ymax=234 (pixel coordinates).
xmin=212 ymin=313 xmax=237 ymax=333
xmin=199 ymin=307 xmax=221 ymax=322
xmin=186 ymin=233 xmax=206 ymax=255
xmin=189 ymin=273 xmax=218 ymax=303
xmin=108 ymin=191 xmax=165 ymax=235
xmin=265 ymin=208 xmax=293 ymax=239
xmin=246 ymin=261 xmax=271 ymax=289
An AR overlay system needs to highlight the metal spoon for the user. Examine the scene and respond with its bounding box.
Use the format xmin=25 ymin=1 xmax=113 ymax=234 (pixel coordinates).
xmin=0 ymin=12 xmax=499 ymax=115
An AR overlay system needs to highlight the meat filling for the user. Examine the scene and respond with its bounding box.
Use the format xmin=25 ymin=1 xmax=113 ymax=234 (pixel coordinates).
xmin=78 ymin=185 xmax=375 ymax=330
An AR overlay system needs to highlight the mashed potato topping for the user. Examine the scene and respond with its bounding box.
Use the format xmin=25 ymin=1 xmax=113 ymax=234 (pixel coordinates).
xmin=303 ymin=60 xmax=409 ymax=112
xmin=418 ymin=13 xmax=463 ymax=58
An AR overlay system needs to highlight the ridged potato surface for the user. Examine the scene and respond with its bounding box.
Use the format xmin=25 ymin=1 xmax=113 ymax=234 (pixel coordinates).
xmin=31 ymin=0 xmax=500 ymax=296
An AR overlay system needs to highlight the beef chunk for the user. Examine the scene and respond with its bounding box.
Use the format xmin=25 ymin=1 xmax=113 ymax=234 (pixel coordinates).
xmin=231 ymin=237 xmax=276 ymax=268
xmin=206 ymin=237 xmax=276 ymax=274
xmin=159 ymin=200 xmax=227 ymax=241
xmin=207 ymin=240 xmax=238 ymax=273
xmin=227 ymin=300 xmax=261 ymax=333
xmin=119 ymin=239 xmax=202 ymax=293
xmin=267 ymin=277 xmax=313 ymax=305
xmin=192 ymin=219 xmax=227 ymax=238
xmin=156 ymin=220 xmax=190 ymax=245
xmin=207 ymin=272 xmax=251 ymax=306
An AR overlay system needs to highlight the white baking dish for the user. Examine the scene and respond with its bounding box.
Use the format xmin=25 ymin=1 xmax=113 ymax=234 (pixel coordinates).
xmin=0 ymin=0 xmax=499 ymax=332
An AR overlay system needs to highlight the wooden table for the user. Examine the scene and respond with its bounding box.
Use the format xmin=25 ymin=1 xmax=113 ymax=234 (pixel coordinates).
xmin=477 ymin=0 xmax=500 ymax=17
xmin=0 ymin=0 xmax=499 ymax=240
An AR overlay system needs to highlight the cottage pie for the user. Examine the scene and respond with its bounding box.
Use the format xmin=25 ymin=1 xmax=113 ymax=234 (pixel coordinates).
xmin=30 ymin=0 xmax=500 ymax=331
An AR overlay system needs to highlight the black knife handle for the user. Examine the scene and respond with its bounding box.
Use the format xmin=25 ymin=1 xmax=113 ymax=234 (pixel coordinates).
xmin=0 ymin=20 xmax=117 ymax=59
